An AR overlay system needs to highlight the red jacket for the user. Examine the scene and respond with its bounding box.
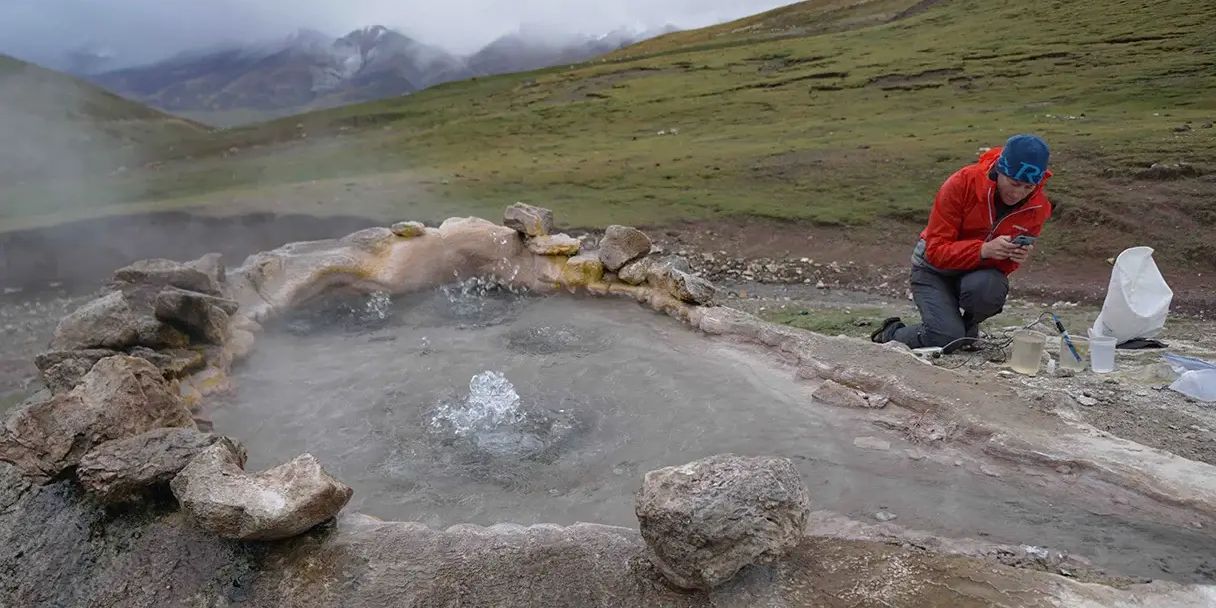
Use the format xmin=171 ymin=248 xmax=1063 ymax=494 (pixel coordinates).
xmin=915 ymin=147 xmax=1053 ymax=275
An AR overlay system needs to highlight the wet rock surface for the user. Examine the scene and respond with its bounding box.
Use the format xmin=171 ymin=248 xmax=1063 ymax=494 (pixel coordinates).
xmin=0 ymin=356 xmax=194 ymax=480
xmin=171 ymin=442 xmax=353 ymax=541
xmin=635 ymin=454 xmax=811 ymax=590
xmin=76 ymin=427 xmax=228 ymax=503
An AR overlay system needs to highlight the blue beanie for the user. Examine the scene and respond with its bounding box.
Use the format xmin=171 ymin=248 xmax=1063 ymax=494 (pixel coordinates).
xmin=996 ymin=134 xmax=1050 ymax=184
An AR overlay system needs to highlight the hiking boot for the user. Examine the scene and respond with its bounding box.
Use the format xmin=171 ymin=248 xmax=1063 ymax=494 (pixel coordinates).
xmin=870 ymin=317 xmax=905 ymax=344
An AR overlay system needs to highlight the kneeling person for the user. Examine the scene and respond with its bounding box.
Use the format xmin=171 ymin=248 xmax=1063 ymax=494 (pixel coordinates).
xmin=872 ymin=134 xmax=1053 ymax=352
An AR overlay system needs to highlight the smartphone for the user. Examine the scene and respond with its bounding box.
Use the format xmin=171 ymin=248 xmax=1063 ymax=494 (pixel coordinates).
xmin=1012 ymin=235 xmax=1037 ymax=247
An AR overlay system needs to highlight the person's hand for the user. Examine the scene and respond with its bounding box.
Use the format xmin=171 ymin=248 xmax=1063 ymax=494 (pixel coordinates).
xmin=980 ymin=236 xmax=1020 ymax=260
xmin=1009 ymin=243 xmax=1033 ymax=264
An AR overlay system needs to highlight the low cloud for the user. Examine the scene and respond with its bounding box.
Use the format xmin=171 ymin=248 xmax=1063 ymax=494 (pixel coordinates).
xmin=0 ymin=0 xmax=794 ymax=70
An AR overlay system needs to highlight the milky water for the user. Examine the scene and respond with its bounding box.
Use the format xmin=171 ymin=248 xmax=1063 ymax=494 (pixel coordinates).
xmin=212 ymin=285 xmax=1215 ymax=582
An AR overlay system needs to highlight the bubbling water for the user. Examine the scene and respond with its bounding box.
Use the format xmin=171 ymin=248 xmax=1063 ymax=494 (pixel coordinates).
xmin=430 ymin=371 xmax=526 ymax=436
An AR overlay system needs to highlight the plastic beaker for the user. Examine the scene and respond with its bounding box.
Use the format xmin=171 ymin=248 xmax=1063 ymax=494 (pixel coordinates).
xmin=1058 ymin=336 xmax=1089 ymax=372
xmin=1010 ymin=330 xmax=1046 ymax=376
xmin=1090 ymin=336 xmax=1117 ymax=373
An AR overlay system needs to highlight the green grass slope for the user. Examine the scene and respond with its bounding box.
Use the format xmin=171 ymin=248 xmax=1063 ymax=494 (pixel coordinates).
xmin=0 ymin=54 xmax=209 ymax=220
xmin=4 ymin=0 xmax=1215 ymax=265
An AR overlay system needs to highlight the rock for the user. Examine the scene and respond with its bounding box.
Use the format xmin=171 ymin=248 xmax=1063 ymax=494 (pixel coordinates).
xmin=134 ymin=317 xmax=192 ymax=349
xmin=188 ymin=253 xmax=226 ymax=287
xmin=503 ymin=203 xmax=554 ymax=237
xmin=34 ymin=349 xmax=118 ymax=394
xmin=390 ymin=221 xmax=427 ymax=237
xmin=560 ymin=253 xmax=604 ymax=286
xmin=1075 ymin=393 xmax=1098 ymax=407
xmin=598 ymin=225 xmax=652 ymax=271
xmin=1202 ymin=121 xmax=1214 ymax=129
xmin=76 ymin=428 xmax=231 ymax=503
xmin=1134 ymin=162 xmax=1202 ymax=181
xmin=49 ymin=291 xmax=141 ymax=350
xmin=617 ymin=257 xmax=655 ymax=285
xmin=171 ymin=443 xmax=353 ymax=541
xmin=853 ymin=436 xmax=891 ymax=451
xmin=128 ymin=347 xmax=206 ymax=378
xmin=813 ymin=380 xmax=885 ymax=409
xmin=874 ymin=511 xmax=898 ymax=522
xmin=154 ymin=287 xmax=237 ymax=344
xmin=526 ymin=234 xmax=581 ymax=256
xmin=634 ymin=453 xmax=809 ymax=591
xmin=645 ymin=259 xmax=716 ymax=305
xmin=0 ymin=356 xmax=193 ymax=480
xmin=112 ymin=257 xmax=223 ymax=296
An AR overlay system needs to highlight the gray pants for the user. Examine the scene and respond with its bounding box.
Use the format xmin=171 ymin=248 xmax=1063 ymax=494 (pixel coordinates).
xmin=892 ymin=266 xmax=1008 ymax=351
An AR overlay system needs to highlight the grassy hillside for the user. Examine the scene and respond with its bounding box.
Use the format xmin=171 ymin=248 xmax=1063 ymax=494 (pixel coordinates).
xmin=3 ymin=0 xmax=1214 ymax=265
xmin=0 ymin=54 xmax=209 ymax=218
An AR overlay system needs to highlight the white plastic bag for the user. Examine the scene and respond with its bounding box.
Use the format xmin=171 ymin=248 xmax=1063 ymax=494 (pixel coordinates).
xmin=1171 ymin=370 xmax=1216 ymax=403
xmin=1090 ymin=246 xmax=1172 ymax=343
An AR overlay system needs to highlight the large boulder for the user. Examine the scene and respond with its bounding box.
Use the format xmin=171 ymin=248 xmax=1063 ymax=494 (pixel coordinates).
xmin=598 ymin=225 xmax=652 ymax=271
xmin=171 ymin=442 xmax=353 ymax=541
xmin=0 ymin=356 xmax=194 ymax=480
xmin=33 ymin=349 xmax=119 ymax=394
xmin=154 ymin=286 xmax=238 ymax=344
xmin=635 ymin=454 xmax=810 ymax=590
xmin=504 ymin=203 xmax=554 ymax=237
xmin=111 ymin=257 xmax=223 ymax=296
xmin=76 ymin=428 xmax=232 ymax=503
xmin=48 ymin=291 xmax=141 ymax=351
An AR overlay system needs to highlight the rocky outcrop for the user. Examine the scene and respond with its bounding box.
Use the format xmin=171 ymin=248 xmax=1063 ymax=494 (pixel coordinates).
xmin=76 ymin=428 xmax=230 ymax=503
xmin=0 ymin=356 xmax=193 ymax=480
xmin=598 ymin=225 xmax=652 ymax=271
xmin=635 ymin=454 xmax=810 ymax=590
xmin=525 ymin=234 xmax=581 ymax=256
xmin=503 ymin=203 xmax=554 ymax=237
xmin=154 ymin=286 xmax=238 ymax=344
xmin=171 ymin=442 xmax=352 ymax=541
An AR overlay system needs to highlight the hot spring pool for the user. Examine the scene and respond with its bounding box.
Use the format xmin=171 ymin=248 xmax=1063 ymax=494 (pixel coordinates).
xmin=208 ymin=284 xmax=1215 ymax=582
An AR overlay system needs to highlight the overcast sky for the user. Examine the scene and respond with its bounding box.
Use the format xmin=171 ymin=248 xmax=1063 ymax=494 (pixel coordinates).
xmin=1 ymin=0 xmax=794 ymax=70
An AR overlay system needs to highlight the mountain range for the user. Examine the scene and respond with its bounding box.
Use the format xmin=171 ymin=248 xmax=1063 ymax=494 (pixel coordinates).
xmin=85 ymin=25 xmax=675 ymax=124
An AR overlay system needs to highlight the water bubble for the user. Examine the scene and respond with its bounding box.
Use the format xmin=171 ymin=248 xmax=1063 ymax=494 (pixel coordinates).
xmin=430 ymin=371 xmax=526 ymax=436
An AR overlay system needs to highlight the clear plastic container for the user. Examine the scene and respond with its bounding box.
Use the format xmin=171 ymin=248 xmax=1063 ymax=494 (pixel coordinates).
xmin=1090 ymin=336 xmax=1117 ymax=373
xmin=1010 ymin=330 xmax=1046 ymax=376
xmin=1057 ymin=335 xmax=1089 ymax=372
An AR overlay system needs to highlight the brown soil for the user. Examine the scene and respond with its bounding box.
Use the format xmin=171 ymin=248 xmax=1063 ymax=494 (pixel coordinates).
xmin=647 ymin=215 xmax=1216 ymax=318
